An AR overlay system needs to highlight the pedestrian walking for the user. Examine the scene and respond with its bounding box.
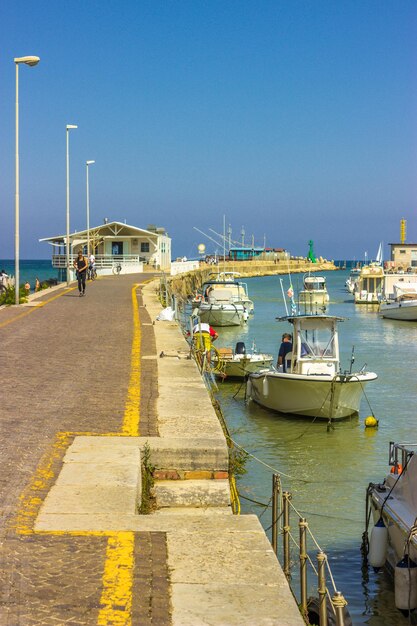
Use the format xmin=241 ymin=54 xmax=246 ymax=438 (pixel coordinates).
xmin=73 ymin=250 xmax=88 ymax=296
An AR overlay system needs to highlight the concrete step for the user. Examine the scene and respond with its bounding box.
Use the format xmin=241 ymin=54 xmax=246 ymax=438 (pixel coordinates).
xmin=154 ymin=479 xmax=231 ymax=508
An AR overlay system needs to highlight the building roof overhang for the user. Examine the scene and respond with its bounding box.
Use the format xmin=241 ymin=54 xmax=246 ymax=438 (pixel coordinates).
xmin=40 ymin=221 xmax=168 ymax=244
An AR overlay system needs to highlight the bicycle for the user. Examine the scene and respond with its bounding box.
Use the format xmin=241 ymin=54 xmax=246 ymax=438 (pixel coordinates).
xmin=112 ymin=263 xmax=122 ymax=275
xmin=87 ymin=265 xmax=97 ymax=280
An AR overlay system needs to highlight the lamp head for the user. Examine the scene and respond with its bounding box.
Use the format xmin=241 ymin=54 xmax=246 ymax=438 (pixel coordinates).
xmin=14 ymin=56 xmax=40 ymax=66
xmin=66 ymin=124 xmax=78 ymax=130
xmin=86 ymin=160 xmax=95 ymax=165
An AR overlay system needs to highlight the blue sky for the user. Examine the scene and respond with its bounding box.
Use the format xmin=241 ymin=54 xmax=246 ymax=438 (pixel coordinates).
xmin=0 ymin=0 xmax=416 ymax=260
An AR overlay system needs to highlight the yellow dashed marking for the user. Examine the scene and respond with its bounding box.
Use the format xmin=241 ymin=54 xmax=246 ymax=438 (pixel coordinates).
xmin=97 ymin=532 xmax=135 ymax=626
xmin=0 ymin=287 xmax=77 ymax=328
xmin=14 ymin=432 xmax=72 ymax=535
xmin=122 ymin=284 xmax=141 ymax=437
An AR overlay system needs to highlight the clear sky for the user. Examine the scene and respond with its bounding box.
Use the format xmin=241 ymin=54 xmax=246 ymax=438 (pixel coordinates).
xmin=0 ymin=0 xmax=416 ymax=261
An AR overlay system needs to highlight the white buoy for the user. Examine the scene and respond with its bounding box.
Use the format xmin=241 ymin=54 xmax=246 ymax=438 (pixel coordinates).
xmin=368 ymin=517 xmax=388 ymax=568
xmin=246 ymin=377 xmax=252 ymax=398
xmin=262 ymin=375 xmax=269 ymax=398
xmin=395 ymin=555 xmax=417 ymax=610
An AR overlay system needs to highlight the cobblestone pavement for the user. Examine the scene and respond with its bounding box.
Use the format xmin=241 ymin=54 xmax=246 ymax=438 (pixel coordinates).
xmin=0 ymin=274 xmax=171 ymax=625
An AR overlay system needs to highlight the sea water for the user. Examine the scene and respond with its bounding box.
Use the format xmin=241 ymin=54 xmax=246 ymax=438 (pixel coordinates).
xmin=0 ymin=260 xmax=59 ymax=292
xmin=214 ymin=270 xmax=417 ymax=626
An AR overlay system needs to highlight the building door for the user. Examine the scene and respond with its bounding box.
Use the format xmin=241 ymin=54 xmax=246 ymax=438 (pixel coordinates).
xmin=112 ymin=242 xmax=123 ymax=256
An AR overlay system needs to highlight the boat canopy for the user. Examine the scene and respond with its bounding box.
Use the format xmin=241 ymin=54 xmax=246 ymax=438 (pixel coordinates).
xmin=276 ymin=315 xmax=345 ymax=323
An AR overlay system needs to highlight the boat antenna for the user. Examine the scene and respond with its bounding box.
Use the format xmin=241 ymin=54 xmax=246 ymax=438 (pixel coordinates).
xmin=349 ymin=346 xmax=355 ymax=374
xmin=279 ymin=278 xmax=289 ymax=316
xmin=223 ymin=215 xmax=226 ymax=266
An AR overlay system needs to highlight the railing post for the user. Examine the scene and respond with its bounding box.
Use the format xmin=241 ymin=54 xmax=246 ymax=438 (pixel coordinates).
xmin=271 ymin=474 xmax=280 ymax=554
xmin=299 ymin=517 xmax=308 ymax=616
xmin=283 ymin=491 xmax=291 ymax=579
xmin=317 ymin=551 xmax=327 ymax=626
xmin=332 ymin=591 xmax=347 ymax=626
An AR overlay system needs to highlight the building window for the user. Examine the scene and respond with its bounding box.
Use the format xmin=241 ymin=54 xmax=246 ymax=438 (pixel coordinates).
xmin=141 ymin=242 xmax=150 ymax=253
xmin=399 ymin=250 xmax=406 ymax=254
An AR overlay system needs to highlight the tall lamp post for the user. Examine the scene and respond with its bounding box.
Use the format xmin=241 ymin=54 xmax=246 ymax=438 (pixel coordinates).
xmin=86 ymin=160 xmax=95 ymax=258
xmin=14 ymin=55 xmax=40 ymax=305
xmin=66 ymin=124 xmax=78 ymax=285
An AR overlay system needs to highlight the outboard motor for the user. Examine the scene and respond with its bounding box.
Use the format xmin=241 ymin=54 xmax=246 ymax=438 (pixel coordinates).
xmin=235 ymin=342 xmax=246 ymax=355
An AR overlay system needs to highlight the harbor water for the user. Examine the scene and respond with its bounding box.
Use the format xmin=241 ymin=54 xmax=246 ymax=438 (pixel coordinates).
xmin=0 ymin=259 xmax=59 ymax=291
xmin=214 ymin=270 xmax=417 ymax=626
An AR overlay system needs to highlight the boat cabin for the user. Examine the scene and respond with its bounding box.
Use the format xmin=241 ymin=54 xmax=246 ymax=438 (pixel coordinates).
xmin=201 ymin=280 xmax=250 ymax=304
xmin=279 ymin=315 xmax=342 ymax=377
xmin=303 ymin=276 xmax=326 ymax=291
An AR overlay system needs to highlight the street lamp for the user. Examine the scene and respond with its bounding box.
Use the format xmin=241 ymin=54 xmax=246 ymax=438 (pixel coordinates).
xmin=14 ymin=55 xmax=40 ymax=305
xmin=66 ymin=124 xmax=78 ymax=285
xmin=86 ymin=160 xmax=95 ymax=258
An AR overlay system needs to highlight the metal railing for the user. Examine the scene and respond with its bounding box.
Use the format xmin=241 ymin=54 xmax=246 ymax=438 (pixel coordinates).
xmin=271 ymin=474 xmax=349 ymax=625
xmin=52 ymin=254 xmax=146 ymax=269
xmin=389 ymin=441 xmax=417 ymax=472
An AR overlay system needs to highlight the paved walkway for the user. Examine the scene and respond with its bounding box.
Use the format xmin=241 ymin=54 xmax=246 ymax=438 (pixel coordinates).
xmin=0 ymin=274 xmax=169 ymax=625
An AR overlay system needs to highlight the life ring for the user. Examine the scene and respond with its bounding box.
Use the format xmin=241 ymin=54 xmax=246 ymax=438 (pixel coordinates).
xmin=390 ymin=463 xmax=403 ymax=475
xmin=194 ymin=293 xmax=203 ymax=302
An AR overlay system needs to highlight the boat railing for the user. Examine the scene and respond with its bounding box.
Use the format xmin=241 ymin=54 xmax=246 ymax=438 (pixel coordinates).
xmin=389 ymin=442 xmax=417 ymax=470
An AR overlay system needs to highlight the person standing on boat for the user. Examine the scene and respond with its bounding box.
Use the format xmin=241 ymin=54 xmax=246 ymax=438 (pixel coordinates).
xmin=277 ymin=333 xmax=292 ymax=372
xmin=73 ymin=250 xmax=88 ymax=296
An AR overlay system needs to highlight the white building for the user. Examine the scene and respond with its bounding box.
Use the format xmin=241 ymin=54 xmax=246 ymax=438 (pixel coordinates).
xmin=40 ymin=221 xmax=171 ymax=278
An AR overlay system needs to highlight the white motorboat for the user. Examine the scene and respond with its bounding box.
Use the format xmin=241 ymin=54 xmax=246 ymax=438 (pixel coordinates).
xmin=193 ymin=276 xmax=254 ymax=327
xmin=367 ymin=442 xmax=417 ymax=611
xmin=345 ymin=267 xmax=361 ymax=294
xmin=213 ymin=341 xmax=273 ymax=379
xmin=247 ymin=314 xmax=377 ymax=420
xmin=379 ymin=283 xmax=417 ymax=321
xmin=298 ymin=275 xmax=329 ymax=311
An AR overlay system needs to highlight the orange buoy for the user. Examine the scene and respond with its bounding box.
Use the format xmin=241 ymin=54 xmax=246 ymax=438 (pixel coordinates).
xmin=391 ymin=464 xmax=403 ymax=475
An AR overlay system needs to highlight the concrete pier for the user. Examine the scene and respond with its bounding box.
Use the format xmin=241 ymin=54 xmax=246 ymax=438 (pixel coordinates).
xmin=0 ymin=274 xmax=304 ymax=625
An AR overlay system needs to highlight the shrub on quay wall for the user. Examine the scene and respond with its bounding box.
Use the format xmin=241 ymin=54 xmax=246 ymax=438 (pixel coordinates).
xmin=0 ymin=285 xmax=28 ymax=306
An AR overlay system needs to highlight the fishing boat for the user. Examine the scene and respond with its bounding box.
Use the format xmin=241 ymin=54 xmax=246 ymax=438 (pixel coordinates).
xmin=246 ymin=314 xmax=377 ymax=420
xmin=379 ymin=283 xmax=417 ymax=321
xmin=367 ymin=442 xmax=417 ymax=612
xmin=213 ymin=342 xmax=273 ymax=379
xmin=193 ymin=275 xmax=254 ymax=327
xmin=298 ymin=275 xmax=329 ymax=310
xmin=354 ymin=263 xmax=385 ymax=304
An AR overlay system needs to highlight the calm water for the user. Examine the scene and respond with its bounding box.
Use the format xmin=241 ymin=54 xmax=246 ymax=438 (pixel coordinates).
xmin=0 ymin=259 xmax=59 ymax=291
xmin=214 ymin=271 xmax=417 ymax=626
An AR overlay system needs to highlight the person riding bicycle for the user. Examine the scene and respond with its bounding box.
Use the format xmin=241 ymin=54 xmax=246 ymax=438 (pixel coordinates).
xmin=88 ymin=253 xmax=96 ymax=280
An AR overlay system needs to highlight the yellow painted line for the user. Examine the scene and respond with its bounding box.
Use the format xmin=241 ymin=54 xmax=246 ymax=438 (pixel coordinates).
xmin=97 ymin=532 xmax=134 ymax=626
xmin=13 ymin=281 xmax=147 ymax=624
xmin=122 ymin=284 xmax=141 ymax=437
xmin=0 ymin=287 xmax=77 ymax=329
xmin=14 ymin=431 xmax=73 ymax=535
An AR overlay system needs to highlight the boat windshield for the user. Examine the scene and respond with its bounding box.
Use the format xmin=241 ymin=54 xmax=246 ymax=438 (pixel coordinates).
xmin=299 ymin=327 xmax=335 ymax=358
xmin=304 ymin=278 xmax=326 ymax=291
